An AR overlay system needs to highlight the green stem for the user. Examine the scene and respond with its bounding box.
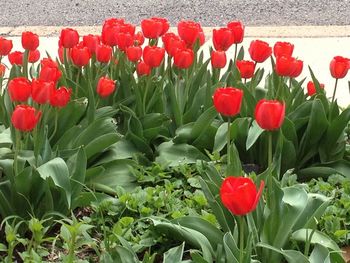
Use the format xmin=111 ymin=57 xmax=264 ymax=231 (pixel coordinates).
xmin=75 ymin=69 xmax=80 ymax=98
xmin=49 ymin=110 xmax=58 ymax=141
xmin=143 ymin=74 xmax=152 ymax=116
xmin=226 ymin=117 xmax=231 ymax=174
xmin=67 ymin=234 xmax=76 ymax=263
xmin=268 ymin=132 xmax=273 ymax=206
xmin=13 ymin=131 xmax=21 ymax=176
xmin=331 ymin=78 xmax=338 ymax=105
xmin=23 ymin=50 xmax=29 ymax=79
xmin=234 ymin=44 xmax=238 ymax=64
xmin=239 ymin=216 xmax=245 ymax=263
xmin=63 ymin=48 xmax=71 ymax=79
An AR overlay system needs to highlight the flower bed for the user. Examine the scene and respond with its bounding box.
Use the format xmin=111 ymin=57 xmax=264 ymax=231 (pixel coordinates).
xmin=0 ymin=17 xmax=349 ymax=262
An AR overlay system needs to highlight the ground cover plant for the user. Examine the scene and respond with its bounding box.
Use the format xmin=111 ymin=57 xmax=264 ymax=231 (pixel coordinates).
xmin=0 ymin=17 xmax=349 ymax=262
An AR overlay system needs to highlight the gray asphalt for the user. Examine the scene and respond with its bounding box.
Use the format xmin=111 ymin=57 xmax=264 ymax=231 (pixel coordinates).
xmin=1 ymin=0 xmax=350 ymax=27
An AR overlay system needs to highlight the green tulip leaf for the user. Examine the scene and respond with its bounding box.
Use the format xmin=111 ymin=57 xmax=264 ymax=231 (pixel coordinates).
xmin=246 ymin=120 xmax=264 ymax=150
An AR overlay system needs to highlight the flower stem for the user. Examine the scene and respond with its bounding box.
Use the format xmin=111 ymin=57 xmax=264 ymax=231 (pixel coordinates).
xmin=226 ymin=117 xmax=231 ymax=174
xmin=49 ymin=109 xmax=58 ymax=141
xmin=234 ymin=44 xmax=238 ymax=64
xmin=75 ymin=69 xmax=80 ymax=99
xmin=13 ymin=131 xmax=21 ymax=176
xmin=23 ymin=50 xmax=29 ymax=79
xmin=239 ymin=216 xmax=245 ymax=263
xmin=268 ymin=131 xmax=273 ymax=207
xmin=331 ymin=78 xmax=338 ymax=105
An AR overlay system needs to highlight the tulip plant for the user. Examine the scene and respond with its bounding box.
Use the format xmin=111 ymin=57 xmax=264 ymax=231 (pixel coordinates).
xmin=0 ymin=16 xmax=349 ymax=262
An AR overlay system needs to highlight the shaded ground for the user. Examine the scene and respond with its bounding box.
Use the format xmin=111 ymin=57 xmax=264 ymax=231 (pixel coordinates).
xmin=1 ymin=0 xmax=350 ymax=27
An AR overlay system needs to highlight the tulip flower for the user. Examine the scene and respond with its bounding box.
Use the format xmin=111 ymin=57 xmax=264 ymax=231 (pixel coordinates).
xmin=307 ymin=81 xmax=325 ymax=97
xmin=275 ymin=56 xmax=303 ymax=78
xmin=50 ymin=87 xmax=72 ymax=107
xmin=137 ymin=61 xmax=151 ymax=76
xmin=71 ymin=45 xmax=91 ymax=67
xmin=213 ymin=87 xmax=243 ymax=117
xmin=28 ymin=50 xmax=40 ymax=63
xmin=141 ymin=17 xmax=166 ymax=39
xmin=0 ymin=64 xmax=5 ymax=77
xmin=220 ymin=176 xmax=264 ymax=216
xmin=8 ymin=51 xmax=24 ymax=66
xmin=174 ymin=48 xmax=194 ymax=69
xmin=211 ymin=50 xmax=227 ymax=69
xmin=212 ymin=28 xmax=234 ymax=51
xmin=273 ymin=41 xmax=294 ymax=58
xmin=11 ymin=105 xmax=41 ymax=132
xmin=97 ymin=77 xmax=116 ymax=98
xmin=8 ymin=77 xmax=32 ymax=102
xmin=83 ymin=34 xmax=100 ymax=54
xmin=31 ymin=79 xmax=55 ymax=104
xmin=126 ymin=46 xmax=142 ymax=62
xmin=116 ymin=32 xmax=134 ymax=52
xmin=134 ymin=31 xmax=145 ymax=46
xmin=330 ymin=56 xmax=350 ymax=79
xmin=39 ymin=58 xmax=62 ymax=83
xmin=21 ymin=31 xmax=39 ymax=51
xmin=0 ymin=37 xmax=13 ymax=56
xmin=236 ymin=60 xmax=256 ymax=79
xmin=163 ymin=34 xmax=186 ymax=58
xmin=60 ymin=28 xmax=80 ymax=48
xmin=178 ymin=20 xmax=205 ymax=48
xmin=96 ymin=44 xmax=112 ymax=63
xmin=249 ymin=40 xmax=272 ymax=63
xmin=254 ymin=99 xmax=285 ymax=131
xmin=143 ymin=46 xmax=165 ymax=68
xmin=227 ymin=21 xmax=244 ymax=44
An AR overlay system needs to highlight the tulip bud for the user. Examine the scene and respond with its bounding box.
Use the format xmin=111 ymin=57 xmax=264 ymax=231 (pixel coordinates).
xmin=8 ymin=77 xmax=32 ymax=102
xmin=213 ymin=87 xmax=243 ymax=117
xmin=249 ymin=40 xmax=272 ymax=63
xmin=211 ymin=50 xmax=227 ymax=69
xmin=227 ymin=21 xmax=244 ymax=44
xmin=97 ymin=77 xmax=116 ymax=98
xmin=21 ymin=31 xmax=39 ymax=51
xmin=11 ymin=105 xmax=41 ymax=132
xmin=254 ymin=99 xmax=285 ymax=130
xmin=60 ymin=28 xmax=79 ymax=48
xmin=50 ymin=87 xmax=72 ymax=107
xmin=236 ymin=60 xmax=255 ymax=79
xmin=174 ymin=48 xmax=194 ymax=69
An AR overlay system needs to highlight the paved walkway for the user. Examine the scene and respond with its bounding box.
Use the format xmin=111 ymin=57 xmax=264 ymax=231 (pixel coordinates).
xmin=1 ymin=26 xmax=350 ymax=107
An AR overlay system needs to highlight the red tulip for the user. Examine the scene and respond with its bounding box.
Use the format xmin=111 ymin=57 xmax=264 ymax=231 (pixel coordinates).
xmin=289 ymin=58 xmax=303 ymax=78
xmin=236 ymin=60 xmax=255 ymax=79
xmin=249 ymin=40 xmax=272 ymax=63
xmin=0 ymin=64 xmax=5 ymax=77
xmin=83 ymin=34 xmax=100 ymax=54
xmin=213 ymin=87 xmax=243 ymax=117
xmin=8 ymin=77 xmax=32 ymax=102
xmin=116 ymin=32 xmax=134 ymax=51
xmin=21 ymin=31 xmax=39 ymax=51
xmin=330 ymin=56 xmax=350 ymax=79
xmin=101 ymin=24 xmax=120 ymax=46
xmin=178 ymin=20 xmax=205 ymax=48
xmin=220 ymin=176 xmax=264 ymax=216
xmin=211 ymin=50 xmax=227 ymax=69
xmin=227 ymin=21 xmax=244 ymax=44
xmin=141 ymin=18 xmax=164 ymax=39
xmin=153 ymin=17 xmax=170 ymax=36
xmin=60 ymin=28 xmax=79 ymax=48
xmin=96 ymin=44 xmax=112 ymax=63
xmin=273 ymin=41 xmax=294 ymax=58
xmin=174 ymin=48 xmax=194 ymax=69
xmin=212 ymin=28 xmax=234 ymax=51
xmin=136 ymin=61 xmax=151 ymax=76
xmin=97 ymin=77 xmax=116 ymax=98
xmin=8 ymin=51 xmax=23 ymax=66
xmin=28 ymin=50 xmax=40 ymax=63
xmin=307 ymin=81 xmax=325 ymax=96
xmin=119 ymin=22 xmax=136 ymax=35
xmin=31 ymin=79 xmax=55 ymax=104
xmin=11 ymin=105 xmax=41 ymax=132
xmin=143 ymin=46 xmax=165 ymax=68
xmin=71 ymin=46 xmax=91 ymax=67
xmin=275 ymin=56 xmax=303 ymax=78
xmin=255 ymin=99 xmax=285 ymax=130
xmin=39 ymin=58 xmax=62 ymax=83
xmin=50 ymin=87 xmax=72 ymax=107
xmin=0 ymin=37 xmax=13 ymax=56
xmin=163 ymin=33 xmax=186 ymax=57
xmin=126 ymin=46 xmax=142 ymax=62
xmin=134 ymin=31 xmax=145 ymax=46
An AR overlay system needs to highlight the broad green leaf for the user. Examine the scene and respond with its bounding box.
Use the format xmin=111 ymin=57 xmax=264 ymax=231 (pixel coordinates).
xmin=163 ymin=243 xmax=185 ymax=263
xmin=291 ymin=229 xmax=340 ymax=251
xmin=36 ymin=158 xmax=71 ymax=208
xmin=257 ymin=243 xmax=309 ymax=263
xmin=246 ymin=120 xmax=264 ymax=150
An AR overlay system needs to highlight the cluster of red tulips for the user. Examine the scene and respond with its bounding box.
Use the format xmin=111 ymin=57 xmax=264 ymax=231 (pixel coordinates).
xmin=1 ymin=16 xmax=350 ymax=218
